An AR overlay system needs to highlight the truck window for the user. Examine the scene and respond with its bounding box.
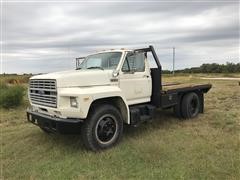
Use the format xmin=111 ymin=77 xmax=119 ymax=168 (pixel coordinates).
xmin=86 ymin=58 xmax=101 ymax=67
xmin=78 ymin=52 xmax=122 ymax=70
xmin=122 ymin=52 xmax=145 ymax=72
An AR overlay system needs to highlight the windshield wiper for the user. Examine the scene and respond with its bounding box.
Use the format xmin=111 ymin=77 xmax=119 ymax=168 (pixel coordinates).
xmin=87 ymin=66 xmax=104 ymax=70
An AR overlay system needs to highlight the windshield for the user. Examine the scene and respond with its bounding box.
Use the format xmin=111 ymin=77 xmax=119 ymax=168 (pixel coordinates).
xmin=77 ymin=52 xmax=122 ymax=70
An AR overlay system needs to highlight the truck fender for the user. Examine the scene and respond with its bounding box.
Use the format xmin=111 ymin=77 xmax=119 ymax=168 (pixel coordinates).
xmin=80 ymin=85 xmax=130 ymax=124
xmin=89 ymin=95 xmax=130 ymax=124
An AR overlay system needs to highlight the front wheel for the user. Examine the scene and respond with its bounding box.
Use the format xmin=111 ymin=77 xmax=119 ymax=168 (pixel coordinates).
xmin=81 ymin=104 xmax=123 ymax=151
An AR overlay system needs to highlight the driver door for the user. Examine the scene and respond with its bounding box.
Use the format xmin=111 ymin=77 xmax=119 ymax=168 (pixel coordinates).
xmin=119 ymin=52 xmax=152 ymax=105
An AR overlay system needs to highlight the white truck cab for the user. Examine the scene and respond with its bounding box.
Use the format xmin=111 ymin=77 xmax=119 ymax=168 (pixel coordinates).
xmin=27 ymin=45 xmax=211 ymax=151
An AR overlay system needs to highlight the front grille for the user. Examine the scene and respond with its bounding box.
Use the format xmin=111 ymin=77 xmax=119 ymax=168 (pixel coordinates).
xmin=29 ymin=79 xmax=57 ymax=108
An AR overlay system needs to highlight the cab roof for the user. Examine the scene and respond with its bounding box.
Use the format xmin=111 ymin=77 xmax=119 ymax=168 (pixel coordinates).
xmin=96 ymin=48 xmax=133 ymax=53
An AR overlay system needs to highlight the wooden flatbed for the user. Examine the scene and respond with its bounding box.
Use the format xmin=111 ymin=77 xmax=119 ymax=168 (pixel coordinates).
xmin=157 ymin=83 xmax=212 ymax=111
xmin=162 ymin=83 xmax=212 ymax=94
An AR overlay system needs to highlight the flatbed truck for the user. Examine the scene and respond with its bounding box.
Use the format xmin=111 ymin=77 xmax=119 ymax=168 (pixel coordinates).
xmin=27 ymin=45 xmax=211 ymax=151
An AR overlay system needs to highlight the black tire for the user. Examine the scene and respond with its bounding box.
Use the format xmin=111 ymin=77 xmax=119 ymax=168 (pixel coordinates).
xmin=81 ymin=104 xmax=123 ymax=151
xmin=181 ymin=92 xmax=200 ymax=119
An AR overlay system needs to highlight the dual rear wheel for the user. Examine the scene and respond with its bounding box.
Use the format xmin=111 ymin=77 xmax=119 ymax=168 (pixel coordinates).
xmin=174 ymin=92 xmax=201 ymax=119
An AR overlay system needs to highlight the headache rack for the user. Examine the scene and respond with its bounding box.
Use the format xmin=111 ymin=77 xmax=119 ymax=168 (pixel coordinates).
xmin=29 ymin=79 xmax=57 ymax=108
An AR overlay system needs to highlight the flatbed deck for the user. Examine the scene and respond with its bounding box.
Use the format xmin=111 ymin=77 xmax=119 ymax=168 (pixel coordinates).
xmin=162 ymin=83 xmax=212 ymax=93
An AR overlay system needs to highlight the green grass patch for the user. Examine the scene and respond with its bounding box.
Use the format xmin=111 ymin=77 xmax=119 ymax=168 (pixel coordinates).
xmin=0 ymin=83 xmax=25 ymax=108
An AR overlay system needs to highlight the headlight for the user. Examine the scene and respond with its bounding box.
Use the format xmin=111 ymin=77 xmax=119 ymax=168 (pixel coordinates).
xmin=70 ymin=97 xmax=78 ymax=108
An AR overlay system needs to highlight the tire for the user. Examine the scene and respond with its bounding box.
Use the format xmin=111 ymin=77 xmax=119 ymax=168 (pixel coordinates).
xmin=181 ymin=92 xmax=200 ymax=119
xmin=81 ymin=104 xmax=123 ymax=151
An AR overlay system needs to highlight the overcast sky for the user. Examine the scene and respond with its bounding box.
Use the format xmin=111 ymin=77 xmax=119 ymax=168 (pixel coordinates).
xmin=1 ymin=0 xmax=239 ymax=74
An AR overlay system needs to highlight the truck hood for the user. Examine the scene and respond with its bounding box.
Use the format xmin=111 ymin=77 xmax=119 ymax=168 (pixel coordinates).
xmin=30 ymin=70 xmax=113 ymax=87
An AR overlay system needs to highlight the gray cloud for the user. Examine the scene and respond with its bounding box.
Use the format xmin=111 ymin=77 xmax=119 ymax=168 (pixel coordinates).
xmin=2 ymin=1 xmax=239 ymax=73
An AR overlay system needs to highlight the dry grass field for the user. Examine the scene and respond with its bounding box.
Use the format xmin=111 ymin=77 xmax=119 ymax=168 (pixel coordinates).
xmin=1 ymin=74 xmax=240 ymax=179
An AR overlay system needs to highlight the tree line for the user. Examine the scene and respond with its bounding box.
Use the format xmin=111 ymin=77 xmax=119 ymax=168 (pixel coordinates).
xmin=163 ymin=62 xmax=240 ymax=74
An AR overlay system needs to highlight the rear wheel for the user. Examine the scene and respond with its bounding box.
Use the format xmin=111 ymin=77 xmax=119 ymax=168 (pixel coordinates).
xmin=181 ymin=92 xmax=200 ymax=119
xmin=81 ymin=104 xmax=123 ymax=151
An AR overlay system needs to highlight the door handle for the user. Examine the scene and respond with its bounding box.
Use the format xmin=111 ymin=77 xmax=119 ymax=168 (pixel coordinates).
xmin=143 ymin=75 xmax=149 ymax=78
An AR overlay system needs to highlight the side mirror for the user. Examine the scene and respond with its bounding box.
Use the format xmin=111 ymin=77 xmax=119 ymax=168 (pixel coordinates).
xmin=76 ymin=57 xmax=85 ymax=69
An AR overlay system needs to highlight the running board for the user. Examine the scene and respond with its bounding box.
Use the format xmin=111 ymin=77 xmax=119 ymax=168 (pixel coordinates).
xmin=129 ymin=104 xmax=156 ymax=127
